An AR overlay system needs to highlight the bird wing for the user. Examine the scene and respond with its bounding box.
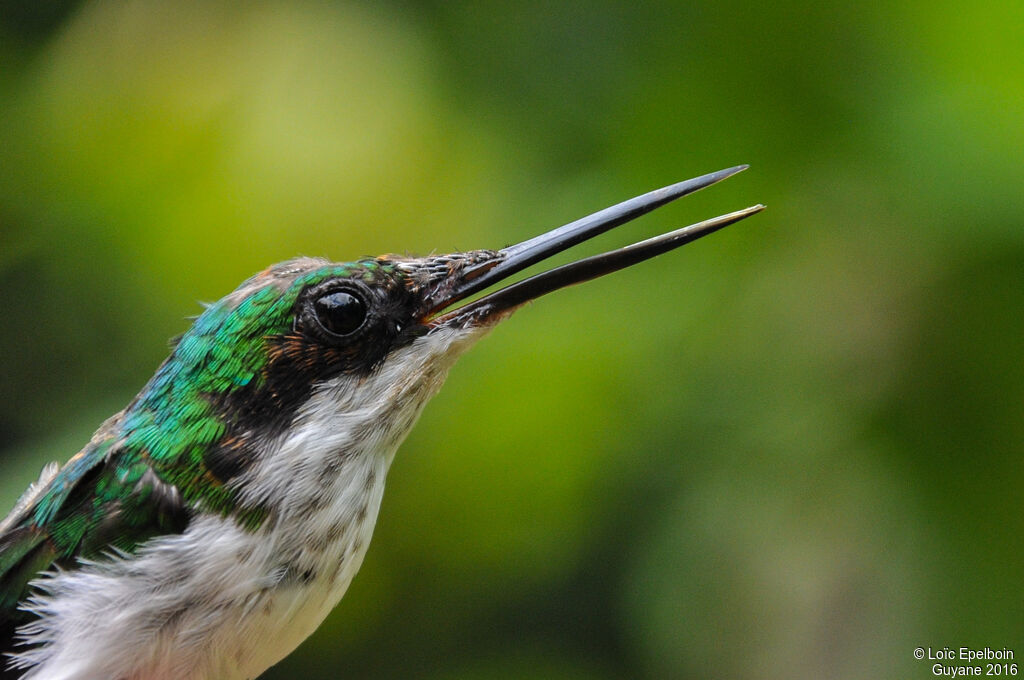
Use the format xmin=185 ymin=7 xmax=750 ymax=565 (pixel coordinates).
xmin=0 ymin=413 xmax=191 ymax=664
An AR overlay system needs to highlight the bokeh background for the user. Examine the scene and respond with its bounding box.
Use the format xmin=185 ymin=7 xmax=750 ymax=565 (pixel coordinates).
xmin=1 ymin=1 xmax=1021 ymax=678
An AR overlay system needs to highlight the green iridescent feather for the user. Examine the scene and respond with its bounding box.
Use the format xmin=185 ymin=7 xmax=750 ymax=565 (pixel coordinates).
xmin=0 ymin=264 xmax=349 ymax=637
xmin=0 ymin=259 xmax=396 ymax=650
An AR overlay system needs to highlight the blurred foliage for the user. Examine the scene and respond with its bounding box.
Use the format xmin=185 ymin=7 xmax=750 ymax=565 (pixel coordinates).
xmin=0 ymin=1 xmax=1021 ymax=678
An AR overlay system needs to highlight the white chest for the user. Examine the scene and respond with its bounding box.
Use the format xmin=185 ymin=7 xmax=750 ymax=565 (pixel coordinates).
xmin=14 ymin=328 xmax=481 ymax=680
xmin=16 ymin=455 xmax=388 ymax=680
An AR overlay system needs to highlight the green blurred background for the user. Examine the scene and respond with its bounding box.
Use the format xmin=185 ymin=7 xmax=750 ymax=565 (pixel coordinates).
xmin=1 ymin=1 xmax=1021 ymax=678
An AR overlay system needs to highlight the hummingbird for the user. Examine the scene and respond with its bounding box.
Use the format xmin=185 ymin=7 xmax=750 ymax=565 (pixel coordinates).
xmin=0 ymin=166 xmax=761 ymax=680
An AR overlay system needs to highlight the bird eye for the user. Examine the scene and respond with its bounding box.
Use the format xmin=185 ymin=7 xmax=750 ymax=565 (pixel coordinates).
xmin=313 ymin=290 xmax=367 ymax=337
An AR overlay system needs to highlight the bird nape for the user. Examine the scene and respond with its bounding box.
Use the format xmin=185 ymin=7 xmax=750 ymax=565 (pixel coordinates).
xmin=0 ymin=167 xmax=761 ymax=680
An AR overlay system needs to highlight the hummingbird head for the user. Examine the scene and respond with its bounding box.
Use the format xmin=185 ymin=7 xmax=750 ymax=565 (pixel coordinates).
xmin=132 ymin=166 xmax=761 ymax=516
xmin=0 ymin=168 xmax=759 ymax=680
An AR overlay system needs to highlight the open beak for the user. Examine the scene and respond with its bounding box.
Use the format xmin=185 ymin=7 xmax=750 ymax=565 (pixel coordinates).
xmin=426 ymin=165 xmax=764 ymax=327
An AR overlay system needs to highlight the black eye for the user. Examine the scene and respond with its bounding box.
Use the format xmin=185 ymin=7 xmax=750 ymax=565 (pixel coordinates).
xmin=313 ymin=291 xmax=367 ymax=337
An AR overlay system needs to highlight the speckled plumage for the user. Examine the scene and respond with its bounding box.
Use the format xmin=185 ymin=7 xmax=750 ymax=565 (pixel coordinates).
xmin=0 ymin=255 xmax=495 ymax=679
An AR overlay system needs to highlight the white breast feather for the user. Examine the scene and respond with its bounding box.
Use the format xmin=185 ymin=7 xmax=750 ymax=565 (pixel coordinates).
xmin=11 ymin=327 xmax=485 ymax=680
